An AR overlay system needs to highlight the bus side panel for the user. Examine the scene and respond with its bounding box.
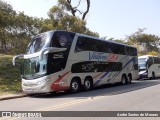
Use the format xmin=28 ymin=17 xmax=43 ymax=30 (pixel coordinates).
xmin=148 ymin=64 xmax=160 ymax=78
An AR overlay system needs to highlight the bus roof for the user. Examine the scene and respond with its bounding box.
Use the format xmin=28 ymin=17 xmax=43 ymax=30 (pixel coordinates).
xmin=138 ymin=55 xmax=158 ymax=58
xmin=76 ymin=32 xmax=136 ymax=49
xmin=41 ymin=30 xmax=136 ymax=49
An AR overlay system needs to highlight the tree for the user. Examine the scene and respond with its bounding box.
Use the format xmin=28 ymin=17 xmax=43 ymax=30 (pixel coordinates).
xmin=0 ymin=0 xmax=43 ymax=54
xmin=8 ymin=12 xmax=40 ymax=53
xmin=147 ymin=51 xmax=159 ymax=56
xmin=48 ymin=0 xmax=99 ymax=37
xmin=0 ymin=0 xmax=99 ymax=54
xmin=57 ymin=0 xmax=90 ymax=20
xmin=0 ymin=0 xmax=16 ymax=53
xmin=127 ymin=28 xmax=160 ymax=55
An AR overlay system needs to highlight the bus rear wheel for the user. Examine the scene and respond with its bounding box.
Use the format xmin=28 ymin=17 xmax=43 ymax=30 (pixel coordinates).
xmin=84 ymin=78 xmax=93 ymax=91
xmin=121 ymin=75 xmax=127 ymax=85
xmin=70 ymin=79 xmax=81 ymax=93
xmin=151 ymin=72 xmax=156 ymax=80
xmin=127 ymin=74 xmax=132 ymax=84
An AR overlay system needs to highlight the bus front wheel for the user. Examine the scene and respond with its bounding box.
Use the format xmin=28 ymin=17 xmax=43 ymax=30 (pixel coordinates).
xmin=70 ymin=79 xmax=81 ymax=93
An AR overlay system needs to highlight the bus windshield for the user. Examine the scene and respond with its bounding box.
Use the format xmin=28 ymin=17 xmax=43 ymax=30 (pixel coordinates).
xmin=26 ymin=34 xmax=49 ymax=54
xmin=138 ymin=58 xmax=146 ymax=69
xmin=22 ymin=55 xmax=47 ymax=80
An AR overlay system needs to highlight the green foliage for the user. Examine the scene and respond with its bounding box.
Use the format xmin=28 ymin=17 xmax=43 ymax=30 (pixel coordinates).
xmin=0 ymin=54 xmax=21 ymax=94
xmin=147 ymin=51 xmax=159 ymax=56
xmin=0 ymin=0 xmax=42 ymax=54
xmin=48 ymin=1 xmax=99 ymax=37
xmin=127 ymin=28 xmax=160 ymax=56
xmin=0 ymin=0 xmax=15 ymax=28
xmin=0 ymin=0 xmax=98 ymax=54
xmin=0 ymin=0 xmax=98 ymax=95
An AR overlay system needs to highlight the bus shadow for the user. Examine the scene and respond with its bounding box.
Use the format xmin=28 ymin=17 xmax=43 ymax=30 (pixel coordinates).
xmin=31 ymin=79 xmax=160 ymax=99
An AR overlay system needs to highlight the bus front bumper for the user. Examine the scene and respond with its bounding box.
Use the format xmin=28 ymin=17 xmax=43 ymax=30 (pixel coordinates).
xmin=139 ymin=71 xmax=148 ymax=79
xmin=139 ymin=74 xmax=148 ymax=79
xmin=22 ymin=78 xmax=52 ymax=94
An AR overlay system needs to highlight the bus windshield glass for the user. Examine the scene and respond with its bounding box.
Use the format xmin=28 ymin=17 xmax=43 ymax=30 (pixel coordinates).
xmin=26 ymin=34 xmax=49 ymax=54
xmin=138 ymin=58 xmax=146 ymax=69
xmin=22 ymin=55 xmax=47 ymax=79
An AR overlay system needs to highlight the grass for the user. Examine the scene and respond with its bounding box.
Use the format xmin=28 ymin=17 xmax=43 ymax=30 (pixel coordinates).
xmin=0 ymin=54 xmax=22 ymax=95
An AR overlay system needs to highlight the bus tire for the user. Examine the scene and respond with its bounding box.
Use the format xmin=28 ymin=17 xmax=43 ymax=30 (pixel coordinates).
xmin=127 ymin=74 xmax=132 ymax=84
xmin=121 ymin=75 xmax=127 ymax=85
xmin=70 ymin=79 xmax=81 ymax=93
xmin=84 ymin=78 xmax=93 ymax=91
xmin=151 ymin=72 xmax=156 ymax=80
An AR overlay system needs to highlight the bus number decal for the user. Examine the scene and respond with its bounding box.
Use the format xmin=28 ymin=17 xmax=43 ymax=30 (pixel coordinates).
xmin=53 ymin=53 xmax=64 ymax=59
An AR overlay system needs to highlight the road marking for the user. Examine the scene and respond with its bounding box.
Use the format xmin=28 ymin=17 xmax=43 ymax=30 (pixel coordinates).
xmin=1 ymin=80 xmax=160 ymax=120
xmin=34 ymin=94 xmax=110 ymax=111
xmin=0 ymin=117 xmax=16 ymax=120
xmin=0 ymin=117 xmax=11 ymax=120
xmin=34 ymin=98 xmax=92 ymax=111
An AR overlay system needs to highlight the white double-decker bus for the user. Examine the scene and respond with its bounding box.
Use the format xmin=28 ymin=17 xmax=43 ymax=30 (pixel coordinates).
xmin=13 ymin=30 xmax=138 ymax=94
xmin=138 ymin=55 xmax=160 ymax=79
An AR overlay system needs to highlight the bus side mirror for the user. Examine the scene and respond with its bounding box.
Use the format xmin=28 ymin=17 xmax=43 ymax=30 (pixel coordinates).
xmin=12 ymin=54 xmax=24 ymax=66
xmin=146 ymin=63 xmax=149 ymax=69
xmin=138 ymin=66 xmax=140 ymax=72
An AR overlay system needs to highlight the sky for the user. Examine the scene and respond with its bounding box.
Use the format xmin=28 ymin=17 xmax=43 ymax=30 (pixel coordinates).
xmin=3 ymin=0 xmax=160 ymax=39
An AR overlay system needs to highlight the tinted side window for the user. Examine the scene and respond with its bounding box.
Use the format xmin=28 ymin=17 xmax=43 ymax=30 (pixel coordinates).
xmin=130 ymin=47 xmax=137 ymax=56
xmin=76 ymin=37 xmax=113 ymax=53
xmin=118 ymin=45 xmax=126 ymax=55
xmin=96 ymin=40 xmax=112 ymax=53
xmin=148 ymin=57 xmax=154 ymax=68
xmin=87 ymin=38 xmax=97 ymax=51
xmin=75 ymin=37 xmax=86 ymax=51
xmin=96 ymin=40 xmax=104 ymax=52
xmin=51 ymin=31 xmax=75 ymax=49
xmin=109 ymin=43 xmax=118 ymax=54
xmin=104 ymin=42 xmax=112 ymax=53
xmin=125 ymin=46 xmax=130 ymax=55
xmin=75 ymin=36 xmax=134 ymax=55
xmin=109 ymin=43 xmax=126 ymax=55
xmin=75 ymin=36 xmax=97 ymax=52
xmin=153 ymin=57 xmax=160 ymax=64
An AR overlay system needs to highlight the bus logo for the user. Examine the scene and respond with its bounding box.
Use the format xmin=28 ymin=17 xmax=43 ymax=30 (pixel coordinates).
xmin=89 ymin=52 xmax=107 ymax=61
xmin=108 ymin=54 xmax=118 ymax=62
xmin=59 ymin=36 xmax=67 ymax=46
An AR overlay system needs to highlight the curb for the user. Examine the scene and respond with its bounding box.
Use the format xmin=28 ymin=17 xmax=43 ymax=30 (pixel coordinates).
xmin=0 ymin=94 xmax=28 ymax=101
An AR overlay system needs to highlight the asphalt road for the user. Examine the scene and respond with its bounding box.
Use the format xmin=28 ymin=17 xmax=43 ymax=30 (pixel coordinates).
xmin=0 ymin=79 xmax=160 ymax=120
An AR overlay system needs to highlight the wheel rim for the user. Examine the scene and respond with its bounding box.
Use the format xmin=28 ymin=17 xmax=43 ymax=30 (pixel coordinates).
xmin=85 ymin=80 xmax=91 ymax=89
xmin=122 ymin=77 xmax=126 ymax=84
xmin=71 ymin=81 xmax=78 ymax=90
xmin=152 ymin=73 xmax=155 ymax=79
xmin=128 ymin=76 xmax=132 ymax=83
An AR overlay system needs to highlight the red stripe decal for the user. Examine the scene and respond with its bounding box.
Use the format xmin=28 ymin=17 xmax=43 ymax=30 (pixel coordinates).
xmin=51 ymin=71 xmax=70 ymax=91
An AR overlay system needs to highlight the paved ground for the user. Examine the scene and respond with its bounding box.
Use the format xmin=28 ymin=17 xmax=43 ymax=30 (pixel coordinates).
xmin=0 ymin=79 xmax=160 ymax=120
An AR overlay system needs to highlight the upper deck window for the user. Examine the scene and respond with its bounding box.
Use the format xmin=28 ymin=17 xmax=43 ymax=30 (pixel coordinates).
xmin=26 ymin=34 xmax=49 ymax=54
xmin=51 ymin=31 xmax=75 ymax=49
